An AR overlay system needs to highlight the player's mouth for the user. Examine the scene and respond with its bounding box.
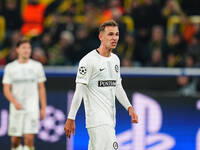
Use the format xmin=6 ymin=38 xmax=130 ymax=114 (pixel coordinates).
xmin=111 ymin=42 xmax=117 ymax=46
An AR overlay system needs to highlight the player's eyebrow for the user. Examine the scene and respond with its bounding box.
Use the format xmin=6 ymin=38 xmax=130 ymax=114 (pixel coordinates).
xmin=108 ymin=31 xmax=119 ymax=35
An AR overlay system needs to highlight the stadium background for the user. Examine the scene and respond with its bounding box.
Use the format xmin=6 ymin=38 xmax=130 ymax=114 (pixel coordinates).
xmin=0 ymin=0 xmax=200 ymax=150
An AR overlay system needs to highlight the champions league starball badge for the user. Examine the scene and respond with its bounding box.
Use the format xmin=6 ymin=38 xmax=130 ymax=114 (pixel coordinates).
xmin=79 ymin=66 xmax=87 ymax=75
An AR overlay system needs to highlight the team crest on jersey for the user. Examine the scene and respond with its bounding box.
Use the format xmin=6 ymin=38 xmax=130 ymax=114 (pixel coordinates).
xmin=115 ymin=65 xmax=119 ymax=73
xmin=79 ymin=66 xmax=87 ymax=75
xmin=113 ymin=141 xmax=118 ymax=149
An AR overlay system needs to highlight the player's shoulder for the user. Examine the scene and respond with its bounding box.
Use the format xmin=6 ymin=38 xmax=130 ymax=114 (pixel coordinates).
xmin=4 ymin=60 xmax=18 ymax=69
xmin=80 ymin=50 xmax=97 ymax=64
xmin=29 ymin=59 xmax=43 ymax=66
xmin=111 ymin=52 xmax=120 ymax=62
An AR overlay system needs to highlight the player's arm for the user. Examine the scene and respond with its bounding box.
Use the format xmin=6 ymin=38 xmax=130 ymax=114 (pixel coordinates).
xmin=38 ymin=82 xmax=47 ymax=120
xmin=64 ymin=83 xmax=87 ymax=138
xmin=116 ymin=80 xmax=138 ymax=123
xmin=3 ymin=84 xmax=23 ymax=110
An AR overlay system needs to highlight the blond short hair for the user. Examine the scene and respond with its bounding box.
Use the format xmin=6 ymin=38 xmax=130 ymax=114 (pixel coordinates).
xmin=99 ymin=20 xmax=118 ymax=33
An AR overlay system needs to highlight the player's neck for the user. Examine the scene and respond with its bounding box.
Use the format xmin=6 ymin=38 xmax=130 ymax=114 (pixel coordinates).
xmin=17 ymin=58 xmax=29 ymax=63
xmin=98 ymin=46 xmax=112 ymax=57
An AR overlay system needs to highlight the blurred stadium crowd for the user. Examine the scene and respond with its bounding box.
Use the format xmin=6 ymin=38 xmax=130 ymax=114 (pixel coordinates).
xmin=0 ymin=0 xmax=200 ymax=67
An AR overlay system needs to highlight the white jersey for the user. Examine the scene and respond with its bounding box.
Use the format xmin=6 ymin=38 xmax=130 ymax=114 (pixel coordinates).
xmin=2 ymin=59 xmax=46 ymax=113
xmin=76 ymin=50 xmax=121 ymax=128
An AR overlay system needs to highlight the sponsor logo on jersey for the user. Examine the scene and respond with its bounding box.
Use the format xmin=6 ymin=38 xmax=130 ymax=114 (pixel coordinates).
xmin=13 ymin=79 xmax=35 ymax=83
xmin=98 ymin=80 xmax=116 ymax=87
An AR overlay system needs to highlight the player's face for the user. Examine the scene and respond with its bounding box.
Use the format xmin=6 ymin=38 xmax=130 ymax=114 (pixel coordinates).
xmin=16 ymin=42 xmax=31 ymax=60
xmin=100 ymin=26 xmax=119 ymax=50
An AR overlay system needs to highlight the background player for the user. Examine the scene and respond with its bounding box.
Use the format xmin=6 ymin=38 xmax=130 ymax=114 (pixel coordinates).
xmin=64 ymin=20 xmax=138 ymax=150
xmin=2 ymin=38 xmax=47 ymax=150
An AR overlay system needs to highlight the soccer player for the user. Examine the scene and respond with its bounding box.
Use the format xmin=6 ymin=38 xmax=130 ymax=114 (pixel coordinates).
xmin=64 ymin=20 xmax=138 ymax=150
xmin=3 ymin=38 xmax=47 ymax=150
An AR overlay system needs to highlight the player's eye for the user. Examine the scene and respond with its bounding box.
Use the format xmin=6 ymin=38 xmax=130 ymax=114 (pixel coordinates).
xmin=108 ymin=32 xmax=114 ymax=36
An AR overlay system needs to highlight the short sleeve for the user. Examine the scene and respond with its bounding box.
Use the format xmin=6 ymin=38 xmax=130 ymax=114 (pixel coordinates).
xmin=2 ymin=65 xmax=12 ymax=84
xmin=37 ymin=63 xmax=46 ymax=83
xmin=75 ymin=58 xmax=92 ymax=85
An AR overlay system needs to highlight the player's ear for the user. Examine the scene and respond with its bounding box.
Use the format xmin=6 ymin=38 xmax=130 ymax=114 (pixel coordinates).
xmin=99 ymin=33 xmax=102 ymax=41
xmin=16 ymin=47 xmax=19 ymax=54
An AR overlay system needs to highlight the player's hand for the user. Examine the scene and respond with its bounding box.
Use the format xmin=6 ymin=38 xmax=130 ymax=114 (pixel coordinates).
xmin=13 ymin=101 xmax=23 ymax=110
xmin=64 ymin=119 xmax=75 ymax=138
xmin=128 ymin=106 xmax=138 ymax=123
xmin=40 ymin=108 xmax=46 ymax=120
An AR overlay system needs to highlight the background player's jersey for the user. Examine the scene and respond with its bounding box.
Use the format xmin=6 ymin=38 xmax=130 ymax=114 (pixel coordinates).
xmin=2 ymin=59 xmax=46 ymax=113
xmin=76 ymin=50 xmax=121 ymax=128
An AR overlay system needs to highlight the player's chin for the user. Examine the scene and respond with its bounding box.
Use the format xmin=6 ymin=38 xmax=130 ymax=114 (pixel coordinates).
xmin=23 ymin=54 xmax=30 ymax=59
xmin=111 ymin=45 xmax=117 ymax=49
